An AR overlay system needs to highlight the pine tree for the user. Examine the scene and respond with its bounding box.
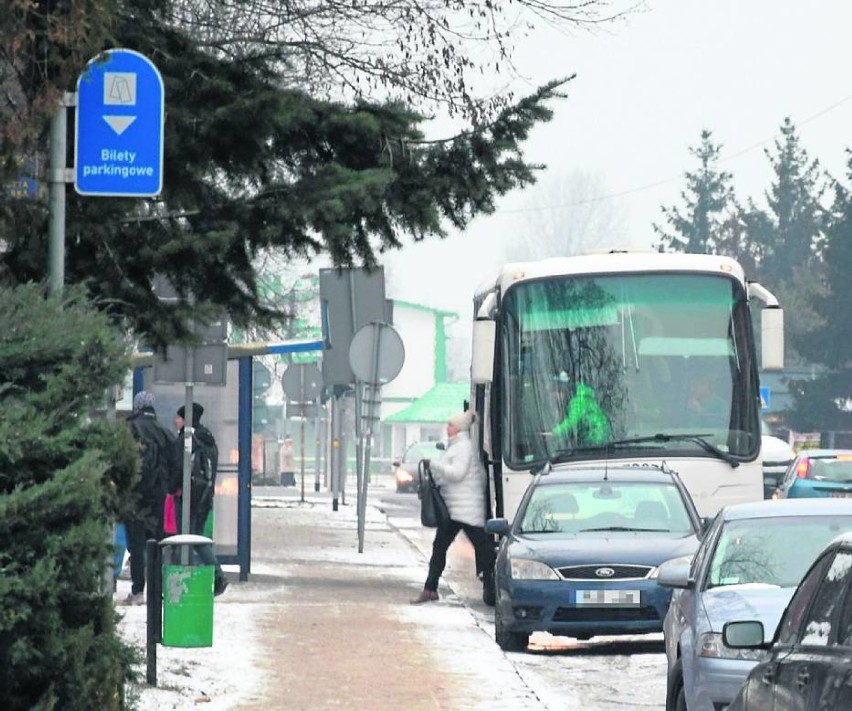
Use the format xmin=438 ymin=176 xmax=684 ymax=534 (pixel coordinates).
xmin=1 ymin=2 xmax=572 ymax=350
xmin=654 ymin=129 xmax=735 ymax=254
xmin=786 ymin=154 xmax=852 ymax=432
xmin=0 ymin=285 xmax=138 ymax=710
xmin=752 ymin=117 xmax=828 ymax=287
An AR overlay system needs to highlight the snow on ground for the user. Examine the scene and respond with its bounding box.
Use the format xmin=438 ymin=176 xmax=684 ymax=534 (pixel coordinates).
xmin=117 ymin=572 xmax=266 ymax=710
xmin=118 ymin=493 xmax=667 ymax=710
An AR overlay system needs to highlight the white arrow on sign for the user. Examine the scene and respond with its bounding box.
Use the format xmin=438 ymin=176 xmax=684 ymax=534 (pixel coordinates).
xmin=103 ymin=115 xmax=136 ymax=135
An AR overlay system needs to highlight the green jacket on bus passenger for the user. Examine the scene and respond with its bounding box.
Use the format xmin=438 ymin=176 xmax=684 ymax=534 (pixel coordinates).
xmin=552 ymin=382 xmax=612 ymax=445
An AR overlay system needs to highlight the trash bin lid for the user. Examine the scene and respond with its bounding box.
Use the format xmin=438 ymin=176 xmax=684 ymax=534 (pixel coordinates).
xmin=159 ymin=534 xmax=213 ymax=546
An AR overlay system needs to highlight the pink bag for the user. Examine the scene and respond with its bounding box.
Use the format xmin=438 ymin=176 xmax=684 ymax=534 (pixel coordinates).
xmin=164 ymin=493 xmax=177 ymax=535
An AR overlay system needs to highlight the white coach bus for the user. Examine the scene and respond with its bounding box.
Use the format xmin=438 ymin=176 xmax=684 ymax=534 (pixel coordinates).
xmin=469 ymin=250 xmax=784 ymax=519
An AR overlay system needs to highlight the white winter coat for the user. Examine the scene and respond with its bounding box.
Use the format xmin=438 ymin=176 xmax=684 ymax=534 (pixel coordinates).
xmin=430 ymin=431 xmax=487 ymax=527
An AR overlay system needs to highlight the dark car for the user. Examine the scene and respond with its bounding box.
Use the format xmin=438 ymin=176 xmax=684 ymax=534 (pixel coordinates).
xmin=485 ymin=465 xmax=703 ymax=652
xmin=774 ymin=449 xmax=852 ymax=500
xmin=725 ymin=531 xmax=852 ymax=710
xmin=392 ymin=441 xmax=443 ymax=493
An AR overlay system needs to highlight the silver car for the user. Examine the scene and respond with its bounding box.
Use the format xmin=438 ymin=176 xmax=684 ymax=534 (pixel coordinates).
xmin=657 ymin=498 xmax=852 ymax=711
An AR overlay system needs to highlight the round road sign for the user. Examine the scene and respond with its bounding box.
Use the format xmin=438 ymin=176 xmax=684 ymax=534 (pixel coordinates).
xmin=348 ymin=322 xmax=404 ymax=385
xmin=281 ymin=362 xmax=323 ymax=402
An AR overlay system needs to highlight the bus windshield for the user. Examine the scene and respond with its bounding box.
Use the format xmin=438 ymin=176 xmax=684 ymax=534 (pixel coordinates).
xmin=500 ymin=272 xmax=760 ymax=468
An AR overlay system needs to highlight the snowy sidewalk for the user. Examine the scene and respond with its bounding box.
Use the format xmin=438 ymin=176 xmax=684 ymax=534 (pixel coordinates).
xmin=118 ymin=490 xmax=546 ymax=710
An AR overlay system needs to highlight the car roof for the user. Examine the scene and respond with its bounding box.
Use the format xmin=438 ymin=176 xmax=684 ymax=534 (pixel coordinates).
xmin=828 ymin=531 xmax=852 ymax=549
xmin=404 ymin=441 xmax=442 ymax=456
xmin=795 ymin=449 xmax=852 ymax=458
xmin=540 ymin=465 xmax=680 ymax=485
xmin=721 ymin=497 xmax=852 ymax=521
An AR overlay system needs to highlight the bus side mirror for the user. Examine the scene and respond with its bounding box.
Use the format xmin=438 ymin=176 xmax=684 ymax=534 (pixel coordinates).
xmin=761 ymin=307 xmax=784 ymax=371
xmin=472 ymin=319 xmax=495 ymax=384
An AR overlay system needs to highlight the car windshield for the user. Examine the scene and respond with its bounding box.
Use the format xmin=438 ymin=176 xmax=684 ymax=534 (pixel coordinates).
xmin=807 ymin=455 xmax=852 ymax=482
xmin=404 ymin=443 xmax=442 ymax=466
xmin=707 ymin=515 xmax=852 ymax=589
xmin=517 ymin=480 xmax=695 ymax=535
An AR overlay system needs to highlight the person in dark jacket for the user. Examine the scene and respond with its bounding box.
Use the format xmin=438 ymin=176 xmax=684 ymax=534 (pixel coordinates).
xmin=122 ymin=390 xmax=176 ymax=605
xmin=173 ymin=402 xmax=228 ymax=596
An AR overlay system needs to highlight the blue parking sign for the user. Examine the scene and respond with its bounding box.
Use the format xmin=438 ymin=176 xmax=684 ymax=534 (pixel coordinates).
xmin=759 ymin=386 xmax=771 ymax=410
xmin=74 ymin=49 xmax=164 ymax=196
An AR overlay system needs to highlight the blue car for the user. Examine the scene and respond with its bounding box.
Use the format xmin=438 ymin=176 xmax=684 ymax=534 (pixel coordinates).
xmin=774 ymin=449 xmax=852 ymax=499
xmin=485 ymin=465 xmax=703 ymax=652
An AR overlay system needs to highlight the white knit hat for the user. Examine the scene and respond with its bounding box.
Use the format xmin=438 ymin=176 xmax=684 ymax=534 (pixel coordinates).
xmin=447 ymin=410 xmax=475 ymax=432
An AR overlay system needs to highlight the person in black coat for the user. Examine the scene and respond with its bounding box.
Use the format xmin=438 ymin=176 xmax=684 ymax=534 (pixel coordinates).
xmin=122 ymin=390 xmax=177 ymax=605
xmin=173 ymin=402 xmax=228 ymax=596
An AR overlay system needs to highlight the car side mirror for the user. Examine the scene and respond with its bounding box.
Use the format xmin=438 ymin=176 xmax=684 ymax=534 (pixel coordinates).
xmin=436 ymin=442 xmax=445 ymax=451
xmin=655 ymin=559 xmax=693 ymax=589
xmin=723 ymin=620 xmax=767 ymax=649
xmin=392 ymin=459 xmax=401 ymax=467
xmin=485 ymin=518 xmax=510 ymax=536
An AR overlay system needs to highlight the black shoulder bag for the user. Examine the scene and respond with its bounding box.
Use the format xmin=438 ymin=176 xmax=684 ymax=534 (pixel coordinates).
xmin=418 ymin=460 xmax=451 ymax=528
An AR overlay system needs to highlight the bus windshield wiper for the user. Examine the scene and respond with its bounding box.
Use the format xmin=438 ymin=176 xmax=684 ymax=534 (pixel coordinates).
xmin=549 ymin=433 xmax=740 ymax=468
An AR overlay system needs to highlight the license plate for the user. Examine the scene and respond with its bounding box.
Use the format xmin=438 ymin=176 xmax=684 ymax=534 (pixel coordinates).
xmin=576 ymin=589 xmax=641 ymax=606
xmin=830 ymin=492 xmax=852 ymax=498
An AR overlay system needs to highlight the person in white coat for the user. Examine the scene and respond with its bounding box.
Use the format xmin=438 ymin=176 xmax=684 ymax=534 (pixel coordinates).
xmin=411 ymin=410 xmax=496 ymax=604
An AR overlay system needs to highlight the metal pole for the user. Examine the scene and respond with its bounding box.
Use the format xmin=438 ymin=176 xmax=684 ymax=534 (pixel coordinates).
xmin=331 ymin=395 xmax=340 ymax=511
xmin=48 ymin=98 xmax=69 ymax=296
xmin=340 ymin=395 xmax=348 ymax=506
xmin=145 ymin=538 xmax=160 ymax=686
xmin=238 ymin=357 xmax=252 ymax=581
xmin=314 ymin=404 xmax=322 ymax=492
xmin=355 ymin=382 xmax=363 ymax=533
xmin=358 ymin=324 xmax=384 ymax=553
xmin=299 ymin=367 xmax=306 ymax=502
xmin=180 ymin=370 xmax=194 ymax=565
xmin=300 ymin=414 xmax=306 ymax=503
xmin=322 ymin=401 xmax=330 ymax=488
xmin=348 ymin=274 xmax=364 ymax=512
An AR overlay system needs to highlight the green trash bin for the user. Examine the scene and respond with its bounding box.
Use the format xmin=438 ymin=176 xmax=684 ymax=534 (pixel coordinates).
xmin=160 ymin=534 xmax=215 ymax=648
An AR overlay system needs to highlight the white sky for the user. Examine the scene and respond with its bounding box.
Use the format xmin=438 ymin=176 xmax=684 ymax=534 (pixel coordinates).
xmin=381 ymin=0 xmax=852 ymax=373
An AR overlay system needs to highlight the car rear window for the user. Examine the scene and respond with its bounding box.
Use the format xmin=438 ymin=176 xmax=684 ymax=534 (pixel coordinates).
xmin=518 ymin=481 xmax=694 ymax=535
xmin=809 ymin=455 xmax=852 ymax=482
xmin=707 ymin=515 xmax=852 ymax=589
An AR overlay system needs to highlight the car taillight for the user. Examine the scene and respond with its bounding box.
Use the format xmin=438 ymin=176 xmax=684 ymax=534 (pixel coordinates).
xmin=796 ymin=459 xmax=811 ymax=479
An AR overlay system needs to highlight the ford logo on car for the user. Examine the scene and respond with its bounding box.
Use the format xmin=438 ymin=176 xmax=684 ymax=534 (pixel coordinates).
xmin=595 ymin=567 xmax=615 ymax=578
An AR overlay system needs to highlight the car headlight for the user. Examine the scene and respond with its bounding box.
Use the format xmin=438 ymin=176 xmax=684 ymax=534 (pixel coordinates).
xmin=698 ymin=632 xmax=765 ymax=661
xmin=510 ymin=558 xmax=560 ymax=580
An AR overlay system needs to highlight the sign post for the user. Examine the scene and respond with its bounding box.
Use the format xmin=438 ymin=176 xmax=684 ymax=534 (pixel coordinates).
xmin=75 ymin=49 xmax=165 ymax=197
xmin=348 ymin=322 xmax=404 ymax=552
xmin=282 ymin=363 xmax=324 ymax=503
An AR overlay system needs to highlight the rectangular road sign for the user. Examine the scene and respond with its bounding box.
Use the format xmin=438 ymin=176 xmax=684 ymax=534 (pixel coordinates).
xmin=75 ymin=49 xmax=164 ymax=196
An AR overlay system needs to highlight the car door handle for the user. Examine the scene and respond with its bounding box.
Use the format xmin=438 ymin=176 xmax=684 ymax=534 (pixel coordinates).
xmin=761 ymin=668 xmax=775 ymax=685
xmin=796 ymin=669 xmax=810 ymax=690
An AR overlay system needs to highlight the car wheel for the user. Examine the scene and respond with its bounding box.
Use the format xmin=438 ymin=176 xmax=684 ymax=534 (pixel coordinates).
xmin=495 ymin=610 xmax=528 ymax=652
xmin=666 ymin=659 xmax=685 ymax=711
